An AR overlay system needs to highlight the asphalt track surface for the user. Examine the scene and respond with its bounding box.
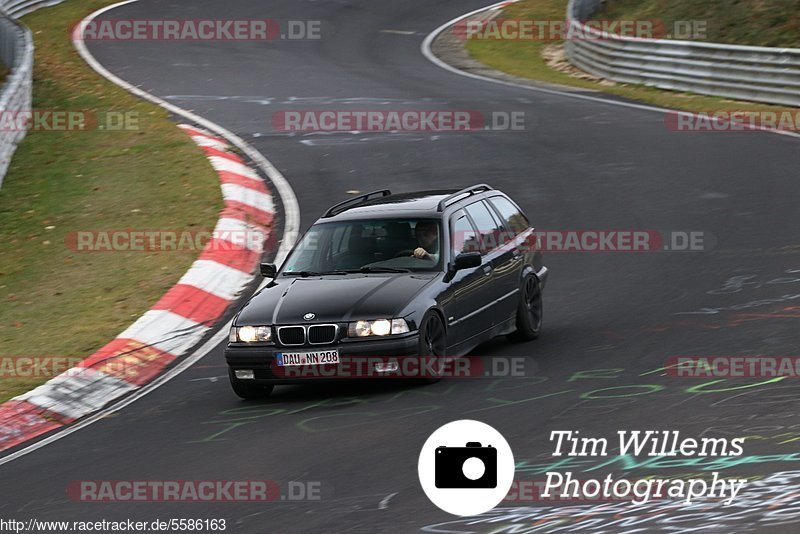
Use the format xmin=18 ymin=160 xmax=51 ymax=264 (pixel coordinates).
xmin=4 ymin=0 xmax=800 ymax=532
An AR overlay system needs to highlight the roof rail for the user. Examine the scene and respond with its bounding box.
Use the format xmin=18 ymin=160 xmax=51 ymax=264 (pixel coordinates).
xmin=322 ymin=189 xmax=392 ymax=218
xmin=437 ymin=184 xmax=494 ymax=212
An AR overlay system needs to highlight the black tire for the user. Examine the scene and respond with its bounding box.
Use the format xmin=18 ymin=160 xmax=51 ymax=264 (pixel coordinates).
xmin=229 ymin=371 xmax=274 ymax=400
xmin=418 ymin=312 xmax=447 ymax=381
xmin=508 ymin=274 xmax=543 ymax=342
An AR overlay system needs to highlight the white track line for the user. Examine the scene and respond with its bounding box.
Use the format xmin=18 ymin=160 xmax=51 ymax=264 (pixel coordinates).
xmin=420 ymin=0 xmax=800 ymax=139
xmin=0 ymin=0 xmax=299 ymax=467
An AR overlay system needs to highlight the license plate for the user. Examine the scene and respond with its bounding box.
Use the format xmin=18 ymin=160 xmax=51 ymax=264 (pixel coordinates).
xmin=276 ymin=350 xmax=339 ymax=367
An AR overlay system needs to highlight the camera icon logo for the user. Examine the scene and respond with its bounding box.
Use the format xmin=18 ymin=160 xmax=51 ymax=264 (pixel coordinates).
xmin=418 ymin=420 xmax=515 ymax=516
xmin=435 ymin=442 xmax=497 ymax=489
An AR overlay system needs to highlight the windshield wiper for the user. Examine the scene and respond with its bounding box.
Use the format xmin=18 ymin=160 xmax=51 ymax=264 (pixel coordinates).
xmin=284 ymin=267 xmax=411 ymax=276
xmin=345 ymin=266 xmax=412 ymax=273
xmin=283 ymin=270 xmax=350 ymax=277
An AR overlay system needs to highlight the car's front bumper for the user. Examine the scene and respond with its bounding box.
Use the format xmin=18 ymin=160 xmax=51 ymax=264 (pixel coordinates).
xmin=225 ymin=334 xmax=421 ymax=384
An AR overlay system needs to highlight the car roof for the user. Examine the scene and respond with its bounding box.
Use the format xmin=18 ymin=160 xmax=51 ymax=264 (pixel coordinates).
xmin=317 ymin=186 xmax=500 ymax=222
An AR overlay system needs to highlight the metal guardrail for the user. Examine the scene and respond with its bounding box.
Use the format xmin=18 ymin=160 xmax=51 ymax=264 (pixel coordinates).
xmin=0 ymin=11 xmax=31 ymax=187
xmin=0 ymin=0 xmax=63 ymax=188
xmin=4 ymin=0 xmax=62 ymax=19
xmin=565 ymin=0 xmax=800 ymax=107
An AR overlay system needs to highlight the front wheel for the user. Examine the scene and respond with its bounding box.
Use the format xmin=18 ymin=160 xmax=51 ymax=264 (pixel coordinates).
xmin=229 ymin=371 xmax=274 ymax=400
xmin=508 ymin=274 xmax=543 ymax=342
xmin=418 ymin=312 xmax=447 ymax=382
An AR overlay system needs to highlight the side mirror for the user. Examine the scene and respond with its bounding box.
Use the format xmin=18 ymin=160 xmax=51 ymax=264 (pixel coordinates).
xmin=260 ymin=262 xmax=277 ymax=278
xmin=452 ymin=252 xmax=481 ymax=271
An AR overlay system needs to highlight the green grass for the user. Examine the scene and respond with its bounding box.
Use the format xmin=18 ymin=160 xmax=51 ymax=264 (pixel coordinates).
xmin=463 ymin=0 xmax=793 ymax=114
xmin=0 ymin=0 xmax=222 ymax=401
xmin=597 ymin=0 xmax=800 ymax=48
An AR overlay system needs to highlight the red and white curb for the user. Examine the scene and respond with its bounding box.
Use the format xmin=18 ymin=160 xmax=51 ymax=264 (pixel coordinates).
xmin=0 ymin=125 xmax=274 ymax=451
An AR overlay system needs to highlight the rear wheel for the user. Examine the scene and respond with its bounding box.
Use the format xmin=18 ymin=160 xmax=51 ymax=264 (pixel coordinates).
xmin=229 ymin=371 xmax=274 ymax=400
xmin=509 ymin=274 xmax=543 ymax=342
xmin=418 ymin=312 xmax=447 ymax=381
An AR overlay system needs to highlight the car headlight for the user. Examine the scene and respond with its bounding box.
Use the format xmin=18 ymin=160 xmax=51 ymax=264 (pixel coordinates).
xmin=347 ymin=318 xmax=410 ymax=337
xmin=230 ymin=325 xmax=272 ymax=343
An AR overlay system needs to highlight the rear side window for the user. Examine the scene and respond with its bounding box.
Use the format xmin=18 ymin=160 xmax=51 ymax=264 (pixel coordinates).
xmin=451 ymin=212 xmax=480 ymax=256
xmin=490 ymin=196 xmax=530 ymax=235
xmin=465 ymin=201 xmax=505 ymax=254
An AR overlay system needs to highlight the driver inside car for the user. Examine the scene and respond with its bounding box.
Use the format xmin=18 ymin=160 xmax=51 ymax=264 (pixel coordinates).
xmin=412 ymin=221 xmax=440 ymax=262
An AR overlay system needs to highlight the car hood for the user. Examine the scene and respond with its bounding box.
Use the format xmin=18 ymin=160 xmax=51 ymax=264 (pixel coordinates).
xmin=236 ymin=273 xmax=437 ymax=325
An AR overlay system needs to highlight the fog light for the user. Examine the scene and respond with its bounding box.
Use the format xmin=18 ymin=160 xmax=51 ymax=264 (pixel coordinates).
xmin=374 ymin=361 xmax=399 ymax=373
xmin=235 ymin=369 xmax=255 ymax=380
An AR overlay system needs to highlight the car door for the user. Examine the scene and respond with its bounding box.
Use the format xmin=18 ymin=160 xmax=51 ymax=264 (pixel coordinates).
xmin=488 ymin=194 xmax=536 ymax=283
xmin=464 ymin=200 xmax=522 ymax=324
xmin=439 ymin=210 xmax=495 ymax=349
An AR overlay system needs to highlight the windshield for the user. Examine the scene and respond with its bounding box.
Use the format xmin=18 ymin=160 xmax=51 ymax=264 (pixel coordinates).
xmin=281 ymin=219 xmax=443 ymax=274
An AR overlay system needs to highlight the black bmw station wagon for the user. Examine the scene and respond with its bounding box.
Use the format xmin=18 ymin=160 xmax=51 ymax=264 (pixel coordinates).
xmin=225 ymin=184 xmax=548 ymax=398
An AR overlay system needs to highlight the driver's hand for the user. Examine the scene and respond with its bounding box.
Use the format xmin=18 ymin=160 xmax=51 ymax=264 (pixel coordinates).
xmin=413 ymin=247 xmax=429 ymax=259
